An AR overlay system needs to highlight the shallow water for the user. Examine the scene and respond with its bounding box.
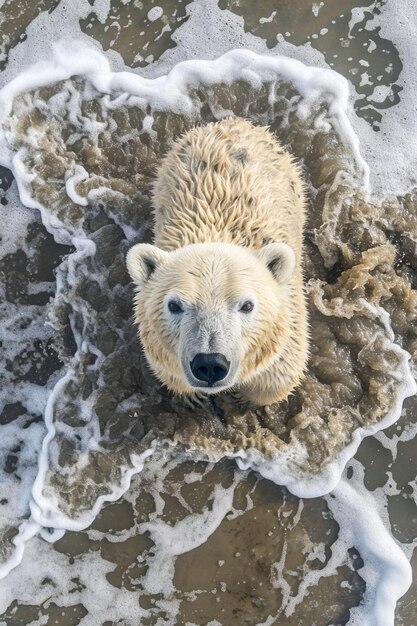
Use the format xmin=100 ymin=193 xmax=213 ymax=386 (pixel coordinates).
xmin=0 ymin=1 xmax=416 ymax=625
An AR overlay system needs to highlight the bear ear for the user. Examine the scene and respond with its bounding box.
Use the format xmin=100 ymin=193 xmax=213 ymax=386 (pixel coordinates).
xmin=126 ymin=243 xmax=168 ymax=288
xmin=256 ymin=242 xmax=296 ymax=285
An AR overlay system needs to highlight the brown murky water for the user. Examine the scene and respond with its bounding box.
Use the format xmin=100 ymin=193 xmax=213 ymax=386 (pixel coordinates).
xmin=0 ymin=1 xmax=416 ymax=625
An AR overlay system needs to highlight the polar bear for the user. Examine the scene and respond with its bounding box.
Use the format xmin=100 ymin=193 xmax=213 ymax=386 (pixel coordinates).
xmin=126 ymin=118 xmax=309 ymax=406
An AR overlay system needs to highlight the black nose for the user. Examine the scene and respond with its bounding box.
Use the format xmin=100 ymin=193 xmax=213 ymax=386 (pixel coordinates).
xmin=190 ymin=353 xmax=230 ymax=386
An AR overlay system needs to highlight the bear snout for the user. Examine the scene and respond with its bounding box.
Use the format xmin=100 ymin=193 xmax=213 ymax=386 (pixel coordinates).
xmin=190 ymin=353 xmax=230 ymax=386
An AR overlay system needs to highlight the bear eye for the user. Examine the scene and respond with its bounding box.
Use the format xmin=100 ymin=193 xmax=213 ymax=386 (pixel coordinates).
xmin=239 ymin=301 xmax=254 ymax=313
xmin=168 ymin=300 xmax=183 ymax=314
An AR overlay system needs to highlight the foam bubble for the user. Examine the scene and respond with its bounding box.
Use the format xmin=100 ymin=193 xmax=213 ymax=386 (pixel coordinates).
xmin=147 ymin=6 xmax=163 ymax=22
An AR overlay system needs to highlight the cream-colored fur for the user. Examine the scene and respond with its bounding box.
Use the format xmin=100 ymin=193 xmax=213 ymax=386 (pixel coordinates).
xmin=127 ymin=118 xmax=309 ymax=405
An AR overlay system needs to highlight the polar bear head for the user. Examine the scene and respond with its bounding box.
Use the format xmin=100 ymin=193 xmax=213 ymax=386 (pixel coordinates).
xmin=126 ymin=242 xmax=295 ymax=397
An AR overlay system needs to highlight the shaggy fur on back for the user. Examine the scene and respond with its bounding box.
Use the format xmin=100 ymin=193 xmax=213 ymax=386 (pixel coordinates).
xmin=153 ymin=118 xmax=305 ymax=256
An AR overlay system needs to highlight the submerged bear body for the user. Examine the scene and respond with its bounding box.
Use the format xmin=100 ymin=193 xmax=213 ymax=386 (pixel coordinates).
xmin=127 ymin=118 xmax=309 ymax=405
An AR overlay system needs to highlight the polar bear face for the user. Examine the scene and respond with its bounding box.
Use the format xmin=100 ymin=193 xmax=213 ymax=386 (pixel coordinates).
xmin=126 ymin=242 xmax=295 ymax=396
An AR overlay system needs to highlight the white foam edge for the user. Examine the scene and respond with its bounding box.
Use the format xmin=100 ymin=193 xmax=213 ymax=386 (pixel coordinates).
xmin=0 ymin=41 xmax=370 ymax=191
xmin=11 ymin=151 xmax=76 ymax=245
xmin=0 ymin=519 xmax=40 ymax=580
xmin=326 ymin=478 xmax=412 ymax=626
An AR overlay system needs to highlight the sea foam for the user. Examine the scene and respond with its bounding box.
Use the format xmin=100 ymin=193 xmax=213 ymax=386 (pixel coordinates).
xmin=0 ymin=40 xmax=415 ymax=625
